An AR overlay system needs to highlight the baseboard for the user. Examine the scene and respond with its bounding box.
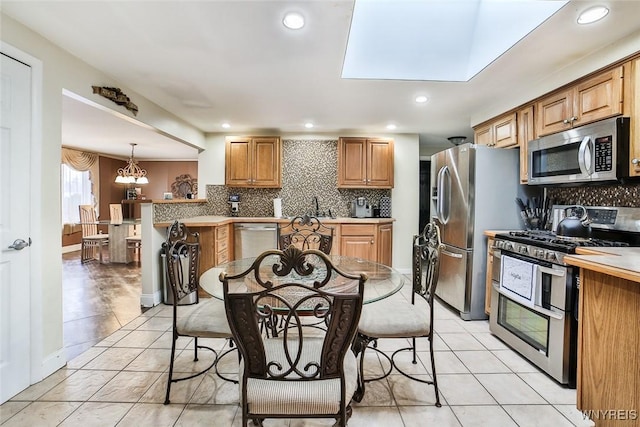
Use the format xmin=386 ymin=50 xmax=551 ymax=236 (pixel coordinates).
xmin=62 ymin=244 xmax=81 ymax=254
xmin=140 ymin=290 xmax=162 ymax=308
xmin=40 ymin=348 xmax=66 ymax=380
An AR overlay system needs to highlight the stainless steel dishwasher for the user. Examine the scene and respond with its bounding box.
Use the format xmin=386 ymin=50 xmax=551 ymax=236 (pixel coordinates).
xmin=234 ymin=223 xmax=278 ymax=259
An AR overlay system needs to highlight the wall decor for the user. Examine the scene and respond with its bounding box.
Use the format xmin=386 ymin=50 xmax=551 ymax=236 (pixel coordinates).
xmin=171 ymin=174 xmax=198 ymax=199
xmin=91 ymin=85 xmax=138 ymax=116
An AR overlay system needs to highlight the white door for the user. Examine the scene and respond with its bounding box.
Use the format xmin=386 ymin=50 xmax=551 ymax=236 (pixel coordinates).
xmin=0 ymin=53 xmax=32 ymax=403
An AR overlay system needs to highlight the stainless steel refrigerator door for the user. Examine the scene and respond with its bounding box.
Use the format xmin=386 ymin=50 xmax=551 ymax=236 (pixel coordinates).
xmin=435 ymin=243 xmax=472 ymax=315
xmin=433 ymin=145 xmax=472 ymax=250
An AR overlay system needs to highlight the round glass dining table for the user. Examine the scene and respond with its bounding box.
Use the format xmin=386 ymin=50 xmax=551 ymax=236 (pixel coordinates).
xmin=199 ymin=255 xmax=407 ymax=304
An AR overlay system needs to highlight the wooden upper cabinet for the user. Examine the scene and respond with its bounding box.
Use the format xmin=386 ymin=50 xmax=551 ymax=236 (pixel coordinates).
xmin=225 ymin=136 xmax=281 ymax=188
xmin=517 ymin=105 xmax=535 ymax=184
xmin=338 ymin=137 xmax=394 ymax=188
xmin=474 ymin=125 xmax=492 ymax=146
xmin=473 ymin=112 xmax=517 ymax=148
xmin=536 ymin=66 xmax=623 ymax=137
xmin=626 ymin=58 xmax=640 ymax=178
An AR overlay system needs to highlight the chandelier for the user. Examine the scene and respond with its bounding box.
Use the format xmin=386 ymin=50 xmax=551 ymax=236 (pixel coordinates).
xmin=115 ymin=143 xmax=149 ymax=184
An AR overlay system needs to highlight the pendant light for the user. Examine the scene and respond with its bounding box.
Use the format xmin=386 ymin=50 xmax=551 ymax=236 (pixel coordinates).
xmin=115 ymin=143 xmax=149 ymax=184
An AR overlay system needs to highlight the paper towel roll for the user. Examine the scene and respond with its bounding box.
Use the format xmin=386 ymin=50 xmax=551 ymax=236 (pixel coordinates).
xmin=273 ymin=198 xmax=282 ymax=218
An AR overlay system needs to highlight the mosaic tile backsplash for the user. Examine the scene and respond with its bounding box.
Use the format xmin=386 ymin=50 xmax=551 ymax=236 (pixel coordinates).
xmin=155 ymin=139 xmax=391 ymax=221
xmin=546 ymin=182 xmax=640 ymax=207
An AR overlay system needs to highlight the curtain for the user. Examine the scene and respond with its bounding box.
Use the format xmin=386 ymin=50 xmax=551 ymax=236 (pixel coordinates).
xmin=61 ymin=147 xmax=100 ymax=226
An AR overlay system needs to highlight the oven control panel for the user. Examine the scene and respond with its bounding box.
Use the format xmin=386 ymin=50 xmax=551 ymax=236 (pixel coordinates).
xmin=494 ymin=240 xmax=565 ymax=265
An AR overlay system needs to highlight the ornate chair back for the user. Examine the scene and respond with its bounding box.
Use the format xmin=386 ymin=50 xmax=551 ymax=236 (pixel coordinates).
xmin=164 ymin=220 xmax=200 ymax=305
xmin=277 ymin=215 xmax=334 ymax=254
xmin=221 ymin=246 xmax=367 ymax=426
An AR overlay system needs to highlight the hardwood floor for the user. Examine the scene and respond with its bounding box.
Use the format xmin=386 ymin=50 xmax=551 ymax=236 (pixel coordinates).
xmin=62 ymin=251 xmax=148 ymax=361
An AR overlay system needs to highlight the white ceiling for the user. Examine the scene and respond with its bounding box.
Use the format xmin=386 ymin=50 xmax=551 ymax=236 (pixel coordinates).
xmin=4 ymin=0 xmax=640 ymax=160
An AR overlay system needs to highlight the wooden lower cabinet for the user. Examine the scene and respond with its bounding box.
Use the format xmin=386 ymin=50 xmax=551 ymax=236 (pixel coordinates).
xmin=577 ymin=269 xmax=640 ymax=426
xmin=339 ymin=223 xmax=393 ymax=266
xmin=485 ymin=237 xmax=495 ymax=315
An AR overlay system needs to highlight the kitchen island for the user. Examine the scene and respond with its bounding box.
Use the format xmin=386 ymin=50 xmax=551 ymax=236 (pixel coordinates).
xmin=564 ymin=247 xmax=640 ymax=427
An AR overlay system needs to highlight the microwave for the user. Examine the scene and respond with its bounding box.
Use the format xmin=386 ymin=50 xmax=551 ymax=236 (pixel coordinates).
xmin=528 ymin=117 xmax=630 ymax=185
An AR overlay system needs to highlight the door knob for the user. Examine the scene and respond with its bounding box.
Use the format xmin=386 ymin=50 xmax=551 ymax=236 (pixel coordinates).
xmin=8 ymin=238 xmax=31 ymax=250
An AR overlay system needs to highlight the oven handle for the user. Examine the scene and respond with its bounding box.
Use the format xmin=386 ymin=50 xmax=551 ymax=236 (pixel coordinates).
xmin=537 ymin=265 xmax=565 ymax=277
xmin=492 ymin=282 xmax=565 ymax=320
xmin=578 ymin=136 xmax=593 ymax=176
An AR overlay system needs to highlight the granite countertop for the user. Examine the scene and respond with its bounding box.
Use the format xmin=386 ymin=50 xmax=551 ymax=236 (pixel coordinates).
xmin=564 ymin=247 xmax=640 ymax=284
xmin=154 ymin=216 xmax=395 ymax=227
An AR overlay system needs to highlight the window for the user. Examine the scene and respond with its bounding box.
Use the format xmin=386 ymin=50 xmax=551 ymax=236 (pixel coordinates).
xmin=61 ymin=164 xmax=94 ymax=225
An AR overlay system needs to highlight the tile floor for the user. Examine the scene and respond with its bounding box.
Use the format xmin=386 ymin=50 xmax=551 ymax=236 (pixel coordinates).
xmin=0 ymin=254 xmax=596 ymax=426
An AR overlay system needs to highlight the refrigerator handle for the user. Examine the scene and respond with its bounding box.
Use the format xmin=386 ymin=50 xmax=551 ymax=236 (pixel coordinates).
xmin=439 ymin=165 xmax=451 ymax=224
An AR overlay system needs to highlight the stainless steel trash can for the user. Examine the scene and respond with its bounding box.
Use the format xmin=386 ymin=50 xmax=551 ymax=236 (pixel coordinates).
xmin=160 ymin=246 xmax=198 ymax=305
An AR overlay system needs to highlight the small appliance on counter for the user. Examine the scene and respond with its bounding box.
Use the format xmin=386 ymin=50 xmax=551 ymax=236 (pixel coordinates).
xmin=228 ymin=194 xmax=240 ymax=216
xmin=351 ymin=197 xmax=372 ymax=218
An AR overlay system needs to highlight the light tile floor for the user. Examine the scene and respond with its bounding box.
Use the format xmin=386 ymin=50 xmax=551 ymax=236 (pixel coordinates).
xmin=1 ymin=281 xmax=596 ymax=426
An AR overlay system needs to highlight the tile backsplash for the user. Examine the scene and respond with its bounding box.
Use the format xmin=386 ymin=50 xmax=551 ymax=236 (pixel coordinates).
xmin=155 ymin=139 xmax=391 ymax=221
xmin=546 ymin=182 xmax=640 ymax=207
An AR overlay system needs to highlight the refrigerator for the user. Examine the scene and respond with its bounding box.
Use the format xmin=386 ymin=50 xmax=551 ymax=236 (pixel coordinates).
xmin=431 ymin=143 xmax=522 ymax=320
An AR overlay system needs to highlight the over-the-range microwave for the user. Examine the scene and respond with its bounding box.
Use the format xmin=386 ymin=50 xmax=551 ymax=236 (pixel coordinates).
xmin=527 ymin=117 xmax=630 ymax=185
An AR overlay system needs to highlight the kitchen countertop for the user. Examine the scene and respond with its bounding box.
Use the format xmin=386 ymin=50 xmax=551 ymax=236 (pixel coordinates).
xmin=154 ymin=215 xmax=395 ymax=227
xmin=564 ymin=247 xmax=640 ymax=284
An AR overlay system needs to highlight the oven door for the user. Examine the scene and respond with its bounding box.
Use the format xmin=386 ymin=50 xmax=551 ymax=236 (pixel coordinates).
xmin=489 ymin=250 xmax=573 ymax=385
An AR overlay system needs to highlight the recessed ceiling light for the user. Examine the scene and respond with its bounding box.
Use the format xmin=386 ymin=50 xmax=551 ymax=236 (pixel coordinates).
xmin=221 ymin=123 xmax=230 ymax=129
xmin=415 ymin=95 xmax=428 ymax=103
xmin=577 ymin=6 xmax=609 ymax=24
xmin=386 ymin=124 xmax=397 ymax=130
xmin=304 ymin=122 xmax=314 ymax=129
xmin=283 ymin=12 xmax=305 ymax=30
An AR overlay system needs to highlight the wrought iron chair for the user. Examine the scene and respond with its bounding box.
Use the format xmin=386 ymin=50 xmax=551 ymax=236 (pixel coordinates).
xmin=78 ymin=204 xmax=109 ymax=263
xmin=277 ymin=214 xmax=334 ymax=254
xmin=353 ymin=221 xmax=443 ymax=406
xmin=164 ymin=221 xmax=236 ymax=405
xmin=221 ymin=246 xmax=367 ymax=426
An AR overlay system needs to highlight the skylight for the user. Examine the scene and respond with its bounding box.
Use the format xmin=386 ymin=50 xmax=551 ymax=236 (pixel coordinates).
xmin=342 ymin=0 xmax=568 ymax=82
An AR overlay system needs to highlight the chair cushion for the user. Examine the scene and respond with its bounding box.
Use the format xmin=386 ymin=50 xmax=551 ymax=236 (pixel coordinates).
xmin=243 ymin=338 xmax=358 ymax=415
xmin=176 ymin=297 xmax=232 ymax=338
xmin=358 ymin=298 xmax=430 ymax=338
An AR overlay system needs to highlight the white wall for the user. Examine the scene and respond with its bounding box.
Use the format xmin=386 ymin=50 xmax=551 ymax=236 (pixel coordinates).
xmin=199 ymin=133 xmax=420 ymax=272
xmin=0 ymin=13 xmax=206 ymax=377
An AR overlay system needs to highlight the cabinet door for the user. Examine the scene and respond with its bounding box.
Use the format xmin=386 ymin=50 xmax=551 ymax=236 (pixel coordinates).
xmin=252 ymin=137 xmax=281 ymax=187
xmin=485 ymin=237 xmax=494 ymax=315
xmin=517 ymin=105 xmax=534 ymax=183
xmin=493 ymin=113 xmax=518 ymax=148
xmin=367 ymin=138 xmax=394 ymax=188
xmin=225 ymin=137 xmax=252 ymax=186
xmin=377 ymin=223 xmax=393 ymax=266
xmin=574 ymin=66 xmax=623 ymax=127
xmin=474 ymin=125 xmax=492 ymax=146
xmin=628 ymin=59 xmax=640 ymax=178
xmin=535 ymin=89 xmax=573 ymax=136
xmin=340 ymin=235 xmax=376 ymax=261
xmin=338 ymin=138 xmax=367 ymax=187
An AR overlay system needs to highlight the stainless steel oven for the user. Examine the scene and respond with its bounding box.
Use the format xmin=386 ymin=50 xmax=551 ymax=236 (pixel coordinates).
xmin=490 ymin=247 xmax=577 ymax=386
xmin=527 ymin=116 xmax=629 ymax=185
xmin=489 ymin=206 xmax=640 ymax=387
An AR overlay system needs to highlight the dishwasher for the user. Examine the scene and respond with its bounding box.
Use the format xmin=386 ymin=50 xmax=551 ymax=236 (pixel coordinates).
xmin=234 ymin=223 xmax=278 ymax=259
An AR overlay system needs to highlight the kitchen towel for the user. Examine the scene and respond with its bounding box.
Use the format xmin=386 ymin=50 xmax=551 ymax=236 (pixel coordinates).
xmin=499 ymin=255 xmax=536 ymax=308
xmin=273 ymin=198 xmax=282 ymax=218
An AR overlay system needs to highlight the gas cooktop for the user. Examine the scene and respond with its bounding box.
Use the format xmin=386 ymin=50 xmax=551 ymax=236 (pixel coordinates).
xmin=497 ymin=230 xmax=629 ymax=253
